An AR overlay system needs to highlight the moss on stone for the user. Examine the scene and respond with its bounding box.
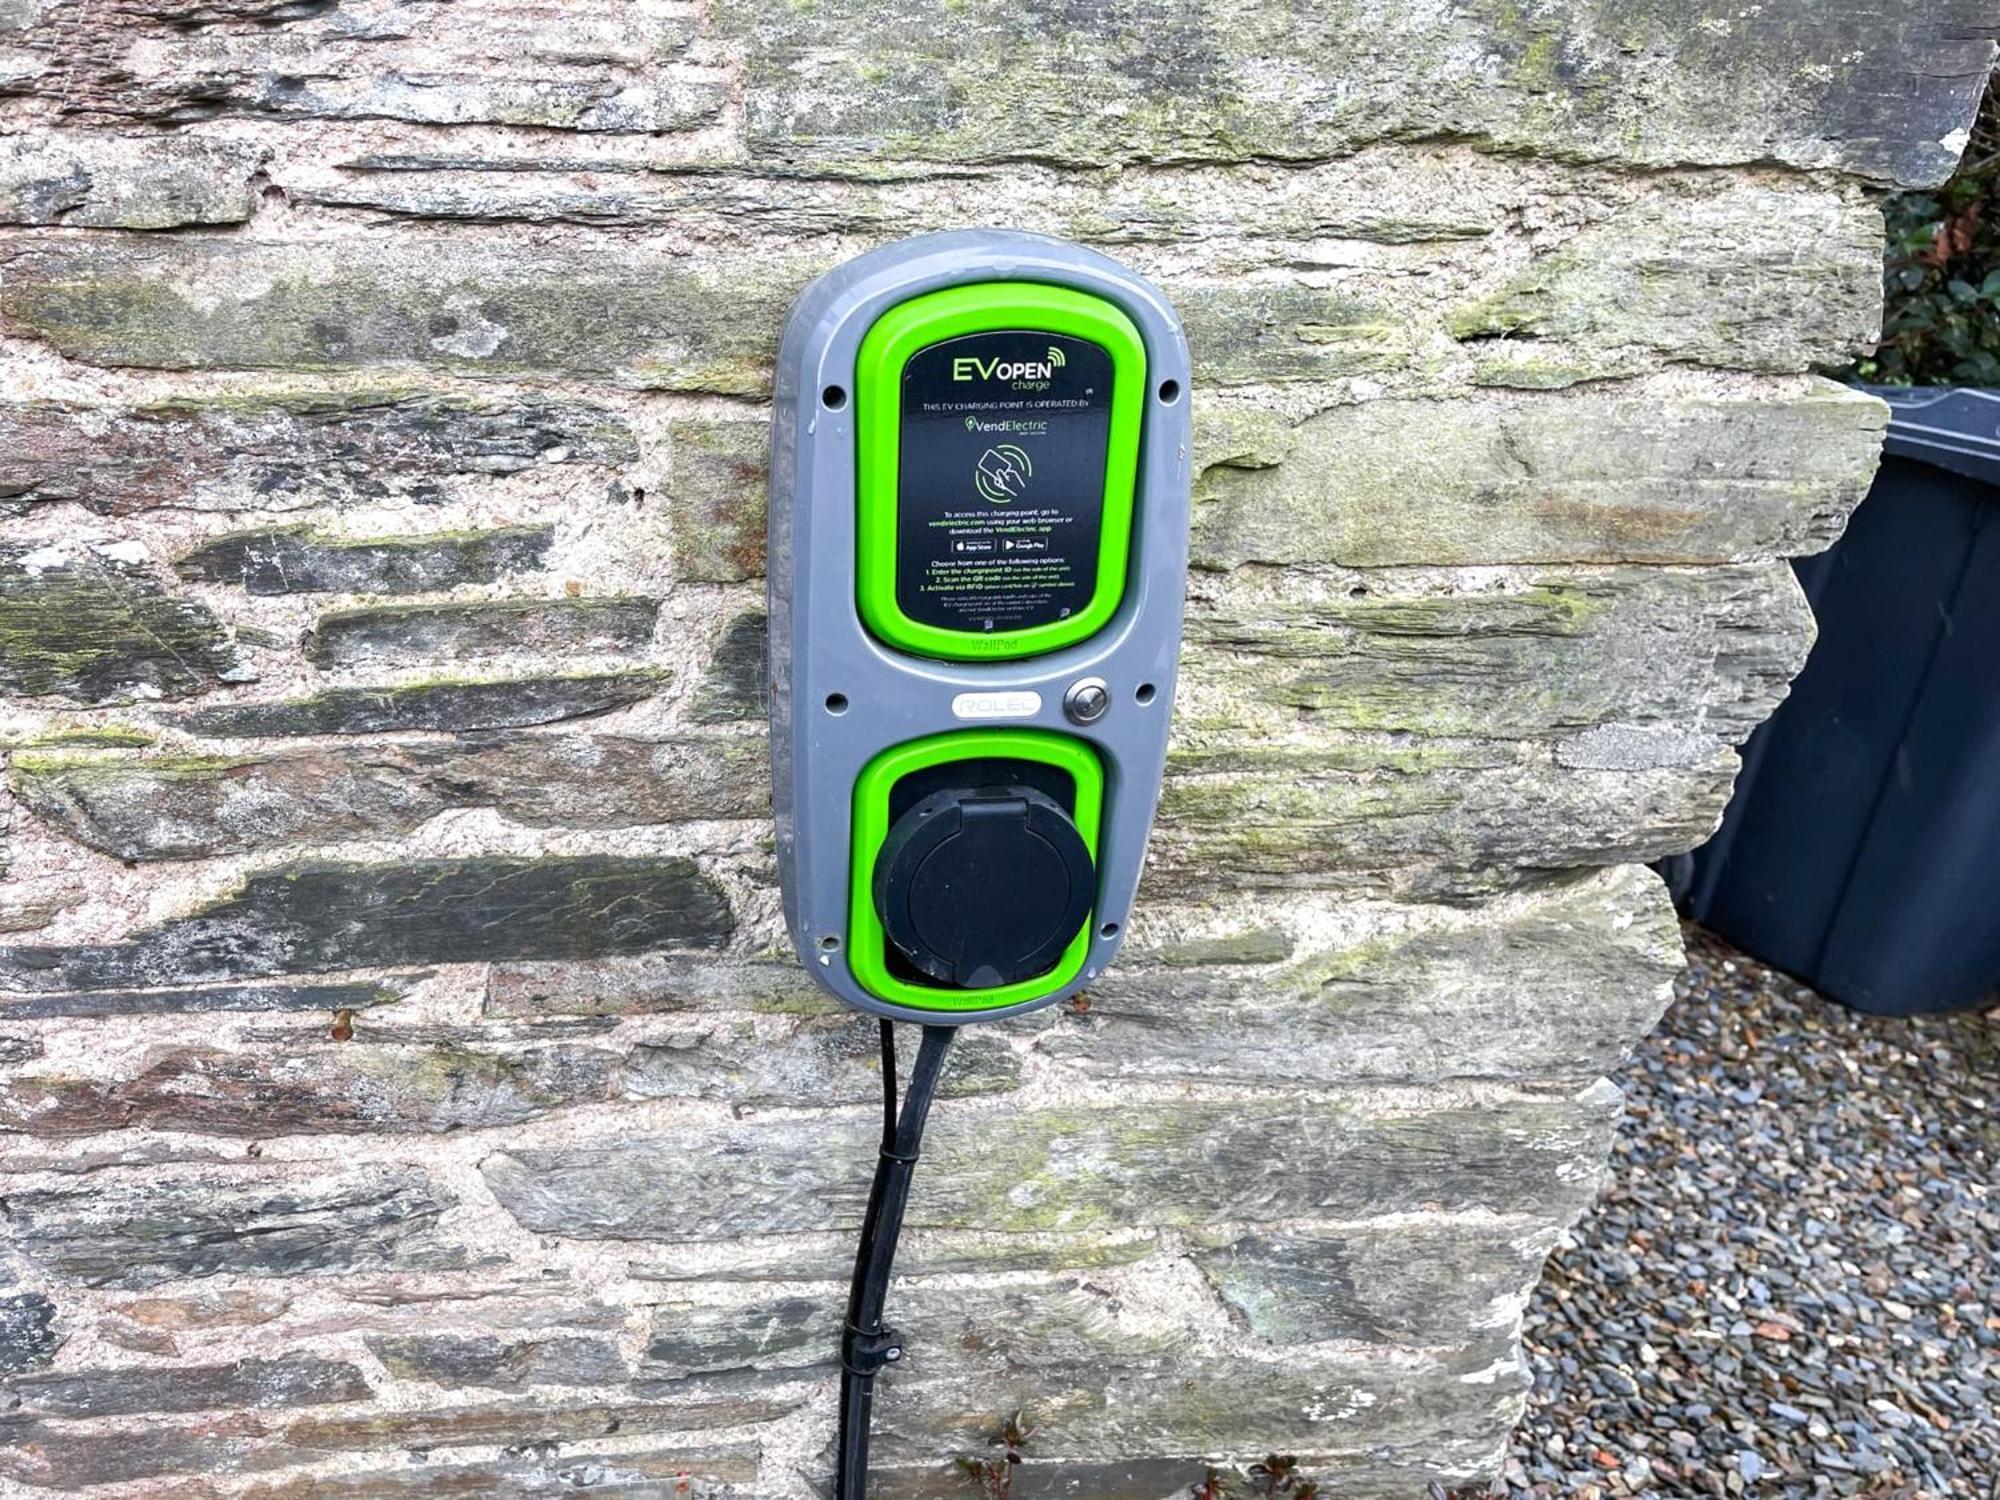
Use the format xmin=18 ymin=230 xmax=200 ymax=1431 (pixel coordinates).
xmin=1470 ymin=351 xmax=1601 ymax=389
xmin=11 ymin=751 xmax=242 ymax=779
xmin=0 ymin=548 xmax=243 ymax=704
xmin=12 ymin=726 xmax=155 ymax=751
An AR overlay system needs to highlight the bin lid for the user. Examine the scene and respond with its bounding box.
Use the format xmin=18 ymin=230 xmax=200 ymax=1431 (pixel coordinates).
xmin=1858 ymin=385 xmax=2000 ymax=489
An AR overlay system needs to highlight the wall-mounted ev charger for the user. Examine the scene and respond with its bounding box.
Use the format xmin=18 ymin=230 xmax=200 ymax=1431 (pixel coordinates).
xmin=768 ymin=230 xmax=1191 ymax=1496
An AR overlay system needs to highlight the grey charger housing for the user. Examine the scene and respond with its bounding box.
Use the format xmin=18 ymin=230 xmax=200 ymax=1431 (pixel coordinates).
xmin=767 ymin=230 xmax=1192 ymax=1025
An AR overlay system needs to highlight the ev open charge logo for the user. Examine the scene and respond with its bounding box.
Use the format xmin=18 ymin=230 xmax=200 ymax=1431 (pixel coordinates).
xmin=952 ymin=345 xmax=1067 ymax=391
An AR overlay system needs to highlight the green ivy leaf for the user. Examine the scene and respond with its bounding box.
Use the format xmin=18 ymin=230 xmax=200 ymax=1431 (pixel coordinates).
xmin=1846 ymin=84 xmax=1998 ymax=387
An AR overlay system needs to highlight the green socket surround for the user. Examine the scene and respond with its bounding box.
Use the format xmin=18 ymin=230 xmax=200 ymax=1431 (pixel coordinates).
xmin=848 ymin=729 xmax=1104 ymax=1011
xmin=854 ymin=281 xmax=1147 ymax=661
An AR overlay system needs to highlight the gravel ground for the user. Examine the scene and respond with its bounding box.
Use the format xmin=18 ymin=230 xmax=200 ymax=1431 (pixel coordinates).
xmin=1499 ymin=927 xmax=1998 ymax=1499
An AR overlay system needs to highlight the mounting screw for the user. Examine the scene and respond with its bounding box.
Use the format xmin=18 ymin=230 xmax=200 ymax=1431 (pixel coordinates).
xmin=884 ymin=1345 xmax=903 ymax=1363
xmin=1063 ymin=676 xmax=1111 ymax=725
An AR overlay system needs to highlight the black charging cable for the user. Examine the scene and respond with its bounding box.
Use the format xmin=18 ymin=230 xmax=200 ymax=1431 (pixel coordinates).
xmin=836 ymin=1020 xmax=956 ymax=1499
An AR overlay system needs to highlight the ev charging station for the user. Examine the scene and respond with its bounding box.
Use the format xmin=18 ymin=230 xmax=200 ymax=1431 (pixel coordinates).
xmin=768 ymin=230 xmax=1191 ymax=1495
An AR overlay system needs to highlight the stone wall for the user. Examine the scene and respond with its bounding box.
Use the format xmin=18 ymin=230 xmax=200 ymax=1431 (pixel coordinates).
xmin=0 ymin=3 xmax=1992 ymax=1496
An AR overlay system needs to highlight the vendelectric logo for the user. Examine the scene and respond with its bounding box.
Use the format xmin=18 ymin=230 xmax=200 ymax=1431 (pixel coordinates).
xmin=963 ymin=415 xmax=1049 ymax=435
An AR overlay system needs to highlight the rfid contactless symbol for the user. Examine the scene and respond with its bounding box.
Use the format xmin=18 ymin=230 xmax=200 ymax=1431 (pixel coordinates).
xmin=766 ymin=230 xmax=1192 ymax=1498
xmin=974 ymin=443 xmax=1032 ymax=503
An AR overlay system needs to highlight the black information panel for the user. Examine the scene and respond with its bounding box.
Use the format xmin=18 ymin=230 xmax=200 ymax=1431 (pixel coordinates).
xmin=896 ymin=330 xmax=1114 ymax=634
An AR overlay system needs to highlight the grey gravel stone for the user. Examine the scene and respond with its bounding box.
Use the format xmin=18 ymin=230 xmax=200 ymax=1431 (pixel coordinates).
xmin=1504 ymin=931 xmax=1998 ymax=1497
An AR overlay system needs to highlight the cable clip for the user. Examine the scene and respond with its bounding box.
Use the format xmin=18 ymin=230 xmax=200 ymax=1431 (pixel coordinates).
xmin=841 ymin=1323 xmax=905 ymax=1378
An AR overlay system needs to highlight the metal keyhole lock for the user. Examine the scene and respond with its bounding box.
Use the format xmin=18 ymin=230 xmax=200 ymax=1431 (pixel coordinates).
xmin=1063 ymin=676 xmax=1111 ymax=725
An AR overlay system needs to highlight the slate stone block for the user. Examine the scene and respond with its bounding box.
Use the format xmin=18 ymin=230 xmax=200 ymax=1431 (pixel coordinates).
xmin=641 ymin=1295 xmax=826 ymax=1379
xmin=1049 ymin=865 xmax=1681 ymax=1086
xmin=0 ymin=855 xmax=733 ymax=992
xmin=3 ymin=1354 xmax=370 ymax=1418
xmin=484 ymin=1089 xmax=1621 ymax=1241
xmin=0 ymin=979 xmax=407 ymax=1021
xmin=848 ymin=1278 xmax=1527 ymax=1470
xmin=1192 ymin=382 xmax=1887 ymax=569
xmin=176 ymin=524 xmax=554 ymax=596
xmin=2 ymin=0 xmax=721 ymax=133
xmin=179 ymin=671 xmax=665 ymax=737
xmin=0 ymin=1293 xmax=61 ymax=1375
xmin=4 ymin=1167 xmax=466 ymax=1289
xmin=0 ymin=542 xmax=244 ymax=704
xmin=0 ymin=1020 xmax=1016 ymax=1136
xmin=687 ymin=610 xmax=768 ymax=723
xmin=0 ymin=135 xmax=265 ymax=228
xmin=366 ymin=1333 xmax=627 ymax=1391
xmin=666 ymin=419 xmax=772 ymax=584
xmin=237 ymin=1445 xmax=763 ymax=1498
xmin=717 ymin=0 xmax=1996 ymax=187
xmin=281 ymin=1390 xmax=806 ymax=1455
xmin=485 ymin=953 xmax=824 ymax=1018
xmin=10 ymin=734 xmax=764 ymax=860
xmin=1189 ymin=1221 xmax=1562 ymax=1347
xmin=0 ymin=390 xmax=635 ymax=516
xmin=305 ymin=598 xmax=659 ymax=670
xmin=1148 ymin=754 xmax=1740 ymax=899
xmin=0 ymin=239 xmax=806 ymax=395
xmin=1179 ymin=563 xmax=1811 ymax=746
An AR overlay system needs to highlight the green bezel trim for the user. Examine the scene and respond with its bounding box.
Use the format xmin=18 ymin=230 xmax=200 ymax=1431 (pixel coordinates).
xmin=847 ymin=730 xmax=1104 ymax=1011
xmin=854 ymin=282 xmax=1147 ymax=661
